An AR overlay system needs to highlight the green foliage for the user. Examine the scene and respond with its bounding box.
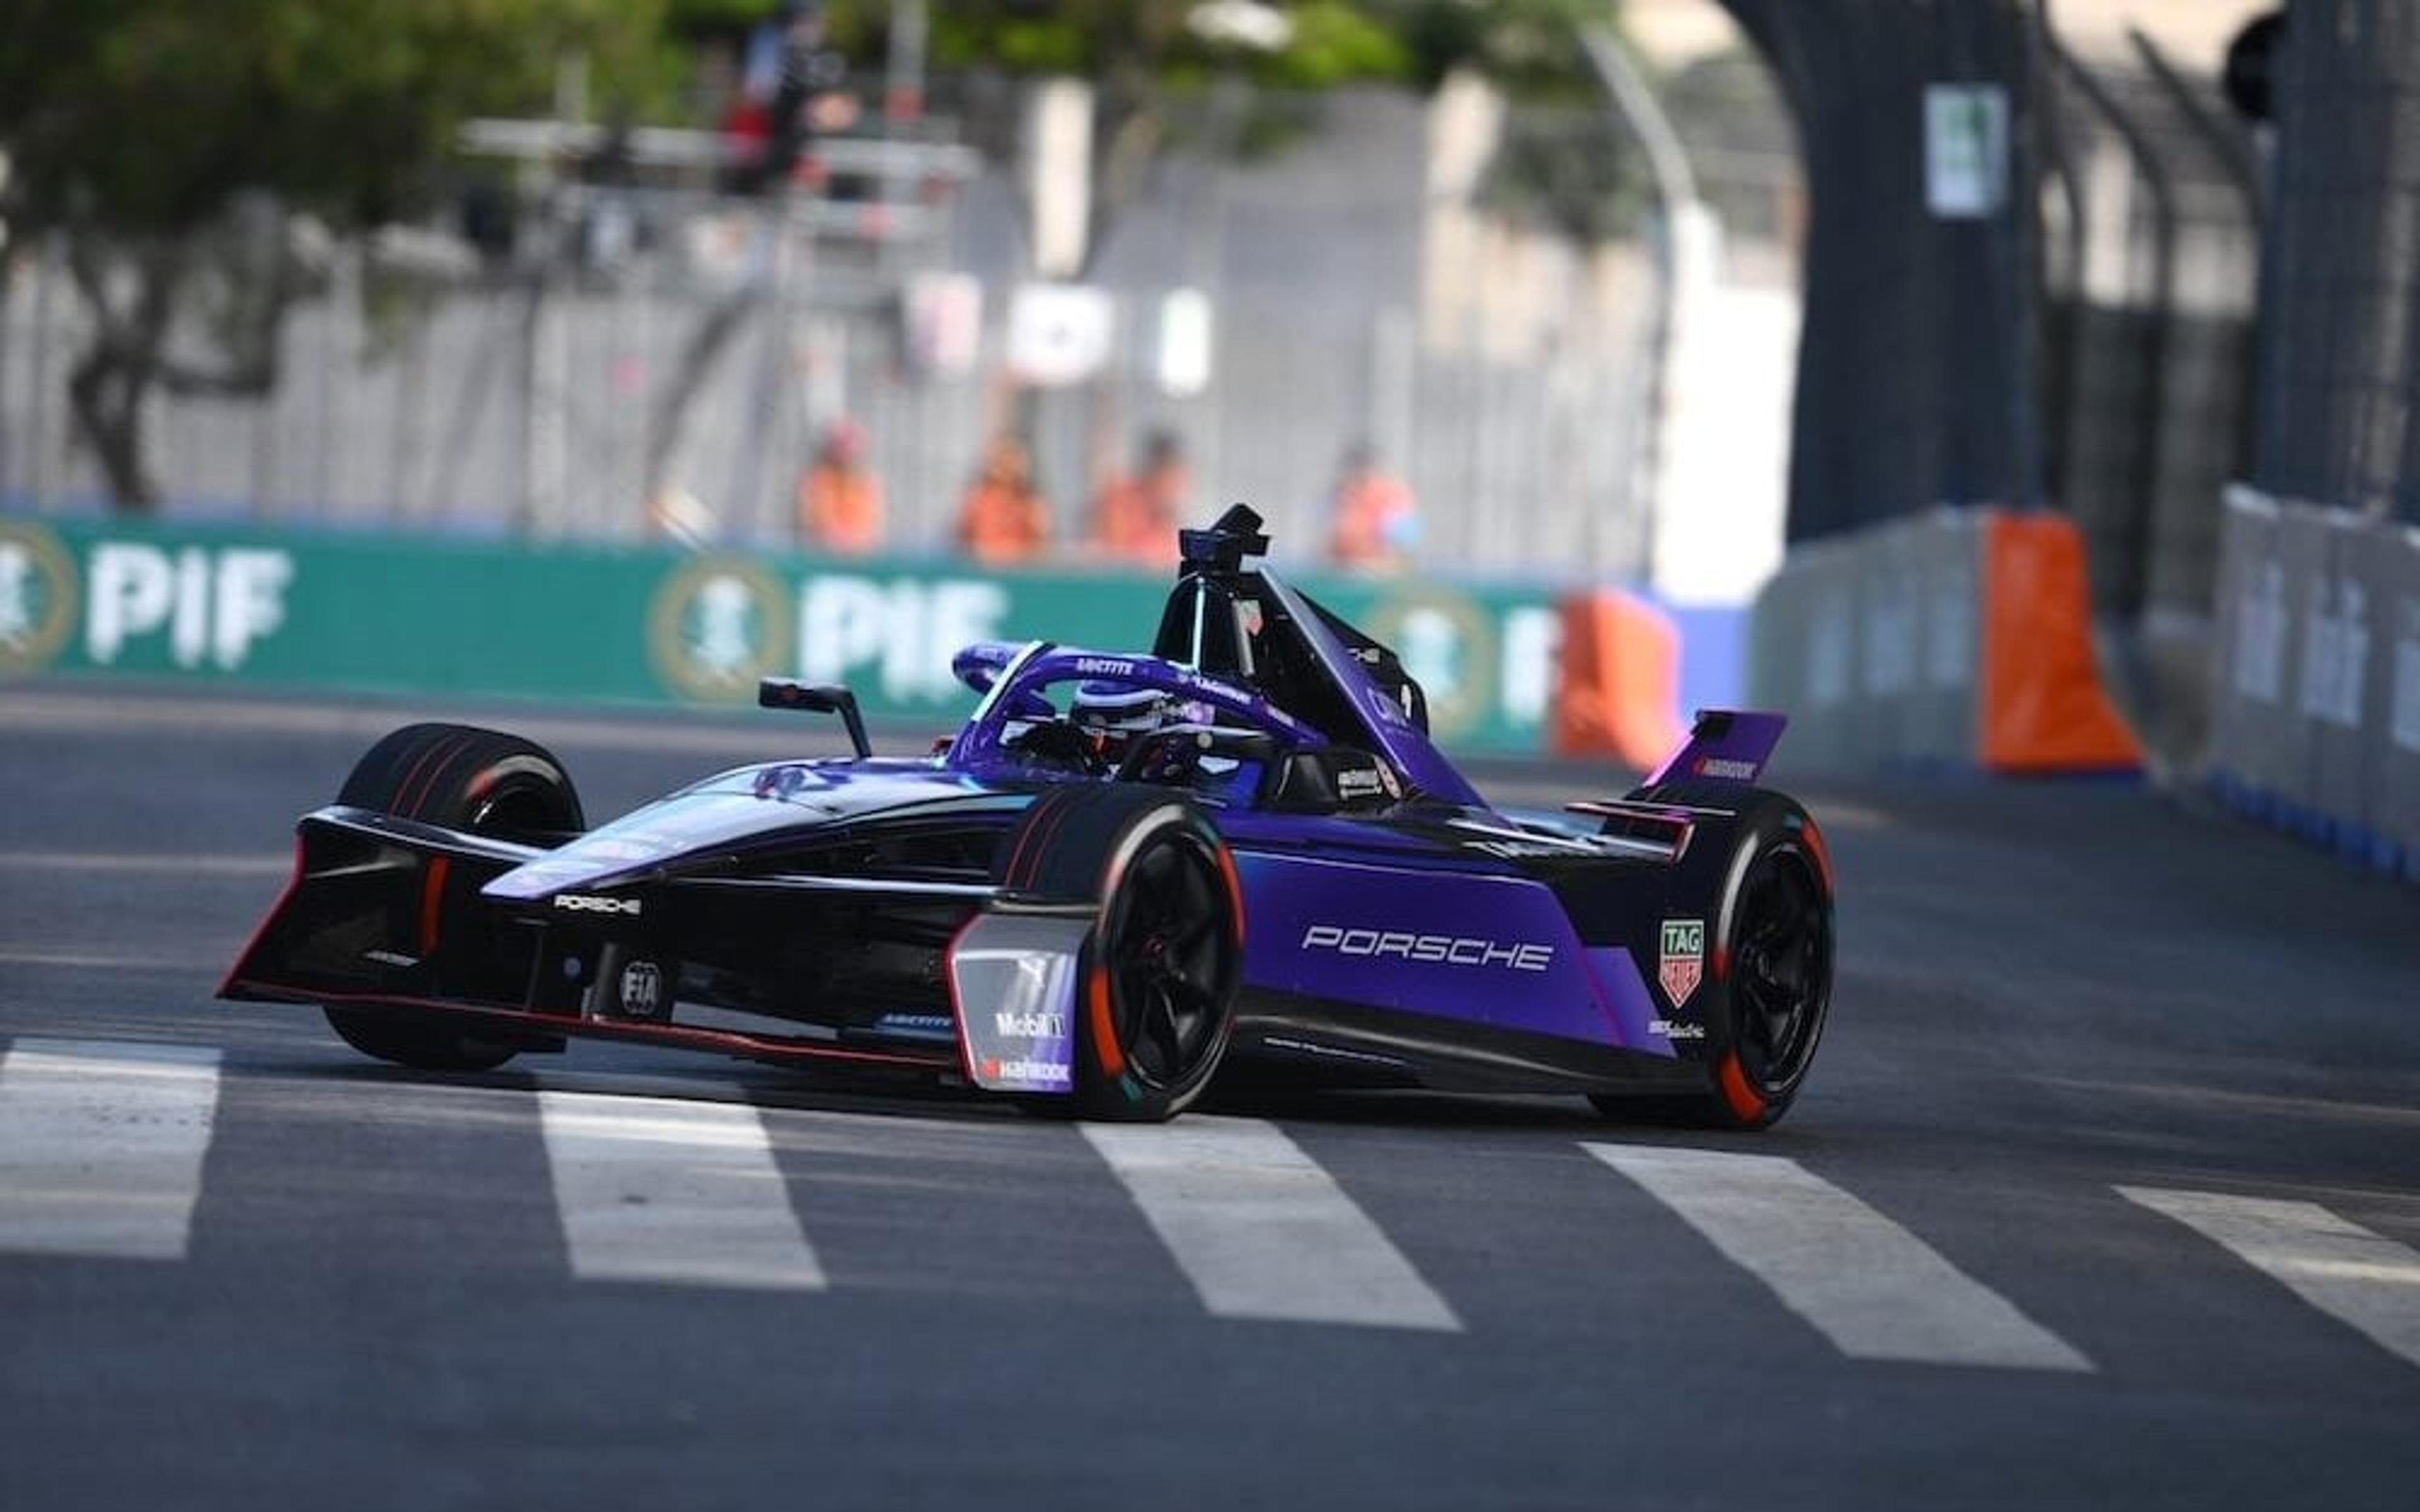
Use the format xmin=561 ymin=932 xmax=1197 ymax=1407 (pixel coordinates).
xmin=1255 ymin=4 xmax=1413 ymax=90
xmin=1477 ymin=106 xmax=1645 ymax=244
xmin=0 ymin=0 xmax=669 ymax=234
xmin=1390 ymin=0 xmax=1616 ymax=98
xmin=911 ymin=1 xmax=1606 ymax=98
xmin=926 ymin=1 xmax=1414 ymax=89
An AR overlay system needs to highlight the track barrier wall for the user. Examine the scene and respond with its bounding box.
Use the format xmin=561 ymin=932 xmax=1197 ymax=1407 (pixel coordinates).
xmin=2208 ymin=486 xmax=2420 ymax=880
xmin=1749 ymin=506 xmax=2143 ymax=778
xmin=1548 ymin=592 xmax=1687 ymax=769
xmin=0 ymin=513 xmax=1594 ymax=755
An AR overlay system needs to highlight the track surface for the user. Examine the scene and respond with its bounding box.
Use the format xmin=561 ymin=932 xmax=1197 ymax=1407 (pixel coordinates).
xmin=3 ymin=684 xmax=2417 ymax=1510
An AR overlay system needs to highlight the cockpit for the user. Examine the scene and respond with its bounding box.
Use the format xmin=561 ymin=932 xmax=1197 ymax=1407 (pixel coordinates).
xmin=943 ymin=505 xmax=1453 ymax=813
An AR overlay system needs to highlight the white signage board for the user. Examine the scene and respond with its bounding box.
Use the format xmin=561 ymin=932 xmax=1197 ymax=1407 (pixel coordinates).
xmin=1007 ymin=283 xmax=1115 ymax=387
xmin=1925 ymin=84 xmax=2008 ymax=219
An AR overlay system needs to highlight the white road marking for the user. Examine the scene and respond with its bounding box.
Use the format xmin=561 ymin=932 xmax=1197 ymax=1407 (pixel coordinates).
xmin=0 ymin=851 xmax=292 ymax=876
xmin=1083 ymin=1118 xmax=1460 ymax=1331
xmin=0 ymin=1038 xmax=222 ymax=1260
xmin=0 ymin=951 xmax=203 ymax=971
xmin=0 ymin=688 xmax=848 ymax=759
xmin=539 ymin=1091 xmax=825 ymax=1290
xmin=2119 ymin=1186 xmax=2420 ymax=1370
xmin=1586 ymin=1143 xmax=2092 ymax=1371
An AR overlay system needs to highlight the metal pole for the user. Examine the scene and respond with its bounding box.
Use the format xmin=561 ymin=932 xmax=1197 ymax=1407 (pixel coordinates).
xmin=882 ymin=0 xmax=930 ymax=283
xmin=2128 ymin=26 xmax=2263 ymax=490
xmin=27 ymin=234 xmax=59 ymax=509
xmin=1579 ymin=23 xmax=1700 ymax=589
xmin=2128 ymin=28 xmax=2262 ymax=220
xmin=2034 ymin=0 xmax=2086 ymax=510
xmin=2055 ymin=39 xmax=2177 ymax=621
xmin=0 ymin=258 xmax=14 ymax=503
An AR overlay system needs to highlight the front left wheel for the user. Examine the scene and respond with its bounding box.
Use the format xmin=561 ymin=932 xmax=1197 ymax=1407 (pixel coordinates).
xmin=321 ymin=722 xmax=586 ymax=1074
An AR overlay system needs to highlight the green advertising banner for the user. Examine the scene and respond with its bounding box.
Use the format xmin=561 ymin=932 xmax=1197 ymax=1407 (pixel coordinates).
xmin=0 ymin=514 xmax=1560 ymax=753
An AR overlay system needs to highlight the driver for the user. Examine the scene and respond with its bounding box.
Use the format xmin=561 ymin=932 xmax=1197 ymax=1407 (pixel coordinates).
xmin=1069 ymin=680 xmax=1177 ymax=768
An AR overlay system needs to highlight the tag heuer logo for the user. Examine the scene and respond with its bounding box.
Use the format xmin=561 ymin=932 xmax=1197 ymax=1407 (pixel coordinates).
xmin=1659 ymin=918 xmax=1705 ymax=1009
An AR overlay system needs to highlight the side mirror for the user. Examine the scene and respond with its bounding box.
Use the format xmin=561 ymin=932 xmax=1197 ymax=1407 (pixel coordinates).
xmin=758 ymin=679 xmax=870 ymax=759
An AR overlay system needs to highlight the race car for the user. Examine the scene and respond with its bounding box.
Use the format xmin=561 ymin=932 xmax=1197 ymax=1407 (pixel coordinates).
xmin=223 ymin=506 xmax=1834 ymax=1126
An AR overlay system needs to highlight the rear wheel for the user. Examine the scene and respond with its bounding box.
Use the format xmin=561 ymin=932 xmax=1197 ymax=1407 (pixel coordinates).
xmin=1593 ymin=784 xmax=1834 ymax=1130
xmin=996 ymin=786 xmax=1243 ymax=1121
xmin=322 ymin=723 xmax=585 ymax=1073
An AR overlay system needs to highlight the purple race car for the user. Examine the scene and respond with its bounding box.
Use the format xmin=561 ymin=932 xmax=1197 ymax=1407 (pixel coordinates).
xmin=223 ymin=507 xmax=1835 ymax=1126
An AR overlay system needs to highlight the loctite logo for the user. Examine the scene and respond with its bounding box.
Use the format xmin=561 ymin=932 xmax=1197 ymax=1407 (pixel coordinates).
xmin=553 ymin=894 xmax=643 ymax=916
xmin=1299 ymin=924 xmax=1552 ymax=973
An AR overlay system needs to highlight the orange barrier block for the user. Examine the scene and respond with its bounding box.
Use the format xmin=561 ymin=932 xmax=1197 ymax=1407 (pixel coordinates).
xmin=1551 ymin=591 xmax=1687 ymax=769
xmin=1978 ymin=513 xmax=2144 ymax=773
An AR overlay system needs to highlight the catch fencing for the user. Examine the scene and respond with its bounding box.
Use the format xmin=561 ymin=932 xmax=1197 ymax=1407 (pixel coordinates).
xmin=0 ymin=88 xmax=1662 ymax=583
xmin=2253 ymin=0 xmax=2420 ymax=525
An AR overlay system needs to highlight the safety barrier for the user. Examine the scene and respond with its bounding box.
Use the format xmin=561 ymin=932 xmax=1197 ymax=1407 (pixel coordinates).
xmin=0 ymin=514 xmax=1564 ymax=755
xmin=1747 ymin=506 xmax=2143 ymax=777
xmin=1548 ymin=591 xmax=1686 ymax=769
xmin=2208 ymin=486 xmax=2420 ymax=879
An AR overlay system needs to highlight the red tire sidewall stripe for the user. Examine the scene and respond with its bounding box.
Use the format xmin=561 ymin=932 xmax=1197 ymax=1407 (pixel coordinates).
xmin=392 ymin=732 xmax=465 ymax=820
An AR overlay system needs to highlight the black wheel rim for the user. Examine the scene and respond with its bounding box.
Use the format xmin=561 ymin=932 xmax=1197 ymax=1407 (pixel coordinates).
xmin=1729 ymin=844 xmax=1830 ymax=1091
xmin=468 ymin=774 xmax=573 ymax=842
xmin=1102 ymin=830 xmax=1236 ymax=1092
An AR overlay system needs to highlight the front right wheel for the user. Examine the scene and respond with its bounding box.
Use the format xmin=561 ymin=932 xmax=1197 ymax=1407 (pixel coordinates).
xmin=996 ymin=786 xmax=1243 ymax=1121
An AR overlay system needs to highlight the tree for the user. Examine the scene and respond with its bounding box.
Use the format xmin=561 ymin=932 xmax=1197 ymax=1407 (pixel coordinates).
xmin=865 ymin=0 xmax=1632 ymax=275
xmin=0 ymin=0 xmax=667 ymax=510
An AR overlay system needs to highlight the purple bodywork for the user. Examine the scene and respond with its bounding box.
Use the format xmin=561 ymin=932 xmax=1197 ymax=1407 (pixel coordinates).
xmin=224 ymin=530 xmax=1789 ymax=1104
xmin=1233 ymin=849 xmax=1670 ymax=1055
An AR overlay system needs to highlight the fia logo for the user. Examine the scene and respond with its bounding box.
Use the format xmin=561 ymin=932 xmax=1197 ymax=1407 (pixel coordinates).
xmin=619 ymin=959 xmax=665 ymax=1020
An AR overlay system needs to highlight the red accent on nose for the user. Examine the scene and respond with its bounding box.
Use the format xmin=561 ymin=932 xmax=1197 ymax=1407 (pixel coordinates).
xmin=419 ymin=856 xmax=451 ymax=957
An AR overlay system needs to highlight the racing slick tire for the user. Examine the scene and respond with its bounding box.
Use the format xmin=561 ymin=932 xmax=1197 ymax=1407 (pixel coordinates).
xmin=321 ymin=723 xmax=587 ymax=1074
xmin=1591 ymin=782 xmax=1834 ymax=1131
xmin=995 ymin=786 xmax=1243 ymax=1122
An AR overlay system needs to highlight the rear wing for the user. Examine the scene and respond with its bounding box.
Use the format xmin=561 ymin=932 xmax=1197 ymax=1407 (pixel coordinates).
xmin=1640 ymin=709 xmax=1790 ymax=788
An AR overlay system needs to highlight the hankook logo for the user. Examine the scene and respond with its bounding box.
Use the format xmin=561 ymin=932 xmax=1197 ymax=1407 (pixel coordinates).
xmin=1693 ymin=757 xmax=1759 ymax=781
xmin=1299 ymin=924 xmax=1553 ymax=973
xmin=554 ymin=893 xmax=643 ymax=916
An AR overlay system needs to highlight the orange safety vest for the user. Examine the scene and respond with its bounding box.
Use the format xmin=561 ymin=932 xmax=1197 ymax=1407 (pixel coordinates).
xmin=958 ymin=483 xmax=1050 ymax=564
xmin=800 ymin=466 xmax=884 ymax=555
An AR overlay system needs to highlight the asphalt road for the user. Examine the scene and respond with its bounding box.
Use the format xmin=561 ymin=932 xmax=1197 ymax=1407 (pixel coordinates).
xmin=3 ymin=682 xmax=2417 ymax=1511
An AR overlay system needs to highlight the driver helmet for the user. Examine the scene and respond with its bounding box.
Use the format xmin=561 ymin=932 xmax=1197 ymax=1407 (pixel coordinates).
xmin=1070 ymin=680 xmax=1174 ymax=764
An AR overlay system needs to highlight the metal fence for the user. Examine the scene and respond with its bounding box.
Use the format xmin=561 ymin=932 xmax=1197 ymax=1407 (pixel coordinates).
xmin=2253 ymin=0 xmax=2420 ymax=524
xmin=0 ymin=86 xmax=1673 ymax=583
xmin=2040 ymin=41 xmax=2262 ymax=626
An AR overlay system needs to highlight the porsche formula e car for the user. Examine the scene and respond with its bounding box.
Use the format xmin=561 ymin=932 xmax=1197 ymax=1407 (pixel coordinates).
xmin=223 ymin=507 xmax=1835 ymax=1125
